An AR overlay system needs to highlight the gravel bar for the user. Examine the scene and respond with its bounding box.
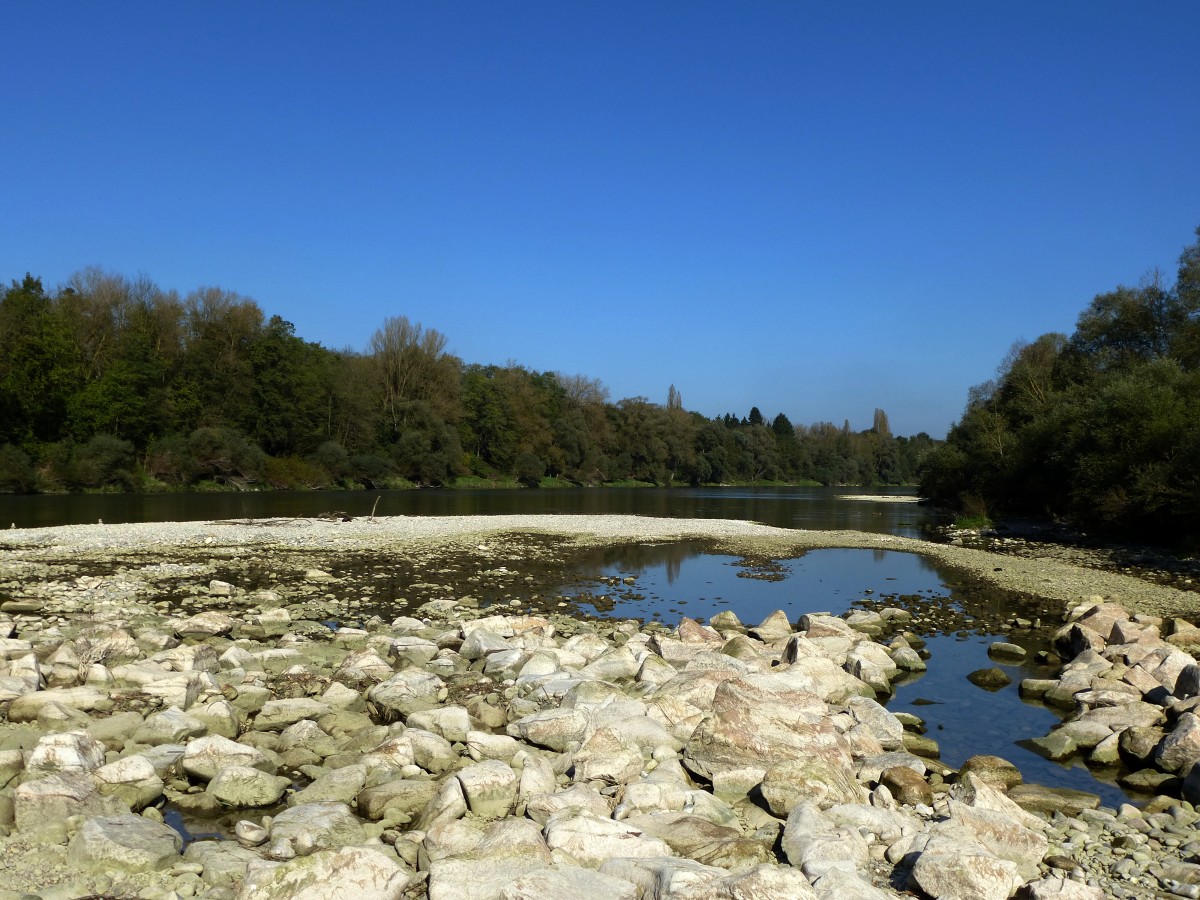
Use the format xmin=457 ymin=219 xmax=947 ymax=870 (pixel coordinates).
xmin=4 ymin=513 xmax=1197 ymax=617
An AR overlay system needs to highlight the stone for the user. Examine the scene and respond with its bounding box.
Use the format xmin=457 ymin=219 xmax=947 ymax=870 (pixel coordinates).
xmin=1022 ymin=878 xmax=1107 ymax=899
xmin=809 ymin=867 xmax=896 ymax=900
xmin=967 ymin=667 xmax=1012 ymax=690
xmin=597 ymin=857 xmax=727 ymax=897
xmin=958 ymin=755 xmax=1022 ymax=791
xmin=880 ymin=765 xmax=932 ymax=806
xmin=357 ymin=777 xmax=439 ymax=821
xmin=207 ymin=764 xmax=291 ymax=807
xmin=507 ymin=708 xmax=590 ymax=751
xmin=987 ymin=641 xmax=1027 ymax=661
xmin=427 ymin=858 xmax=545 ymax=900
xmin=760 ymin=754 xmax=868 ymax=815
xmin=543 ymin=809 xmax=673 ymax=867
xmin=183 ymin=734 xmax=278 ymax=781
xmin=26 ymin=730 xmax=106 ymax=777
xmin=1156 ymin=712 xmax=1200 ymax=773
xmin=909 ymin=835 xmax=1022 ymax=900
xmin=67 ymin=813 xmax=181 ymax=873
xmin=455 ymin=759 xmax=518 ymax=818
xmin=572 ymin=727 xmax=646 ymax=785
xmin=499 ymin=867 xmax=641 ymax=900
xmin=367 ymin=669 xmax=445 ymax=720
xmin=681 ymin=674 xmax=842 ymax=785
xmin=625 ymin=811 xmax=773 ymax=870
xmin=1030 ymin=730 xmax=1078 ymax=761
xmin=672 ymin=864 xmax=821 ymax=899
xmin=13 ymin=773 xmax=127 ymax=832
xmin=176 ymin=611 xmax=234 ymax=637
xmin=781 ymin=802 xmax=869 ymax=880
xmin=945 ymin=801 xmax=1048 ymax=880
xmin=333 ymin=649 xmax=394 ymax=688
xmin=289 ymin=763 xmax=366 ymax=807
xmin=7 ymin=686 xmax=109 ymax=721
xmin=1007 ymin=783 xmax=1100 ymax=817
xmin=239 ymin=846 xmax=410 ymax=899
xmin=134 ymin=706 xmax=208 ymax=745
xmin=255 ymin=698 xmax=332 ymax=732
xmin=93 ymin=754 xmax=165 ymax=809
xmin=748 ymin=610 xmax=794 ymax=643
xmin=270 ymin=801 xmax=368 ymax=855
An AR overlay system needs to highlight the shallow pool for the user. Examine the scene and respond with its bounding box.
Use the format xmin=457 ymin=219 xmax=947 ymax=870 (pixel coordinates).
xmin=563 ymin=545 xmax=1134 ymax=808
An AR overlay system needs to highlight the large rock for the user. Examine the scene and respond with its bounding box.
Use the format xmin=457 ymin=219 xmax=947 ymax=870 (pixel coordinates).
xmin=455 ymin=759 xmax=518 ymax=819
xmin=239 ymin=846 xmax=410 ymax=900
xmin=176 ymin=611 xmax=234 ymax=637
xmin=207 ymin=764 xmax=291 ymax=808
xmin=271 ymin=801 xmax=368 ymax=855
xmin=7 ymin=686 xmax=108 ymax=721
xmin=93 ymin=754 xmax=165 ymax=809
xmin=67 ymin=813 xmax=181 ymax=873
xmin=26 ymin=730 xmax=106 ymax=777
xmin=499 ymin=867 xmax=641 ymax=900
xmin=507 ymin=708 xmax=590 ymax=751
xmin=543 ymin=809 xmax=674 ymax=867
xmin=624 ymin=811 xmax=773 ymax=870
xmin=597 ymin=856 xmax=727 ymax=897
xmin=134 ymin=705 xmax=208 ymax=745
xmin=14 ymin=773 xmax=128 ymax=833
xmin=682 ymin=674 xmax=840 ymax=785
xmin=909 ymin=833 xmax=1022 ymax=900
xmin=427 ymin=858 xmax=545 ymax=900
xmin=289 ymin=764 xmax=367 ymax=807
xmin=781 ymin=802 xmax=869 ymax=880
xmin=1155 ymin=712 xmax=1200 ymax=773
xmin=255 ymin=697 xmax=332 ymax=731
xmin=760 ymin=752 xmax=868 ymax=816
xmin=367 ymin=670 xmax=445 ymax=720
xmin=183 ymin=734 xmax=278 ymax=781
xmin=671 ymin=864 xmax=821 ymax=899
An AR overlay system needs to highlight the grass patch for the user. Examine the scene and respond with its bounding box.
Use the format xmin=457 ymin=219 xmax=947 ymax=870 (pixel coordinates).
xmin=449 ymin=475 xmax=521 ymax=490
xmin=536 ymin=476 xmax=576 ymax=489
xmin=953 ymin=515 xmax=993 ymax=529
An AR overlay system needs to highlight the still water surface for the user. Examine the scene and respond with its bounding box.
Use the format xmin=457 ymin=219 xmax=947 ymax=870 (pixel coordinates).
xmin=1 ymin=485 xmax=932 ymax=534
xmin=564 ymin=544 xmax=1131 ymax=808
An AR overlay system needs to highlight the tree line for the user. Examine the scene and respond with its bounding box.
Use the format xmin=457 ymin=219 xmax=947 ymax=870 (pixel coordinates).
xmin=0 ymin=268 xmax=936 ymax=493
xmin=921 ymin=226 xmax=1200 ymax=545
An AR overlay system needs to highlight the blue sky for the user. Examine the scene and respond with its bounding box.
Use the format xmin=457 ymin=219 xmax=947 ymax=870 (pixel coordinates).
xmin=4 ymin=3 xmax=1198 ymax=437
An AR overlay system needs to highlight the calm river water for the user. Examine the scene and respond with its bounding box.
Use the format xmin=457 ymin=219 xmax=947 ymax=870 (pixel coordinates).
xmin=0 ymin=485 xmax=931 ymax=533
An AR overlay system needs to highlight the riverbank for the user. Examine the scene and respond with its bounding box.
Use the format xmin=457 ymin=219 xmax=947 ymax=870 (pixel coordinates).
xmin=1 ymin=515 xmax=1199 ymax=899
xmin=4 ymin=514 xmax=1197 ymax=618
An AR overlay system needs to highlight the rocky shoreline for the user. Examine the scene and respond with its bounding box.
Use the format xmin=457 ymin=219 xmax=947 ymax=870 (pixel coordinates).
xmin=0 ymin=515 xmax=1197 ymax=899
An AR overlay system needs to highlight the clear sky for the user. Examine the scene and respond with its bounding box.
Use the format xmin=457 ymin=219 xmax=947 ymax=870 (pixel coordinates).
xmin=4 ymin=3 xmax=1198 ymax=437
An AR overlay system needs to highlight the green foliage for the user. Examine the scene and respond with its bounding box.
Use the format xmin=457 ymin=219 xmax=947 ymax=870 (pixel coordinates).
xmin=71 ymin=435 xmax=136 ymax=490
xmin=922 ymin=226 xmax=1200 ymax=545
xmin=0 ymin=443 xmax=36 ymax=492
xmin=1 ymin=267 xmax=935 ymax=495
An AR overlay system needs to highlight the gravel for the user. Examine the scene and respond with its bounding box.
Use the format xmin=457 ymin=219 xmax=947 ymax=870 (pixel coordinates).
xmin=3 ymin=514 xmax=1197 ymax=618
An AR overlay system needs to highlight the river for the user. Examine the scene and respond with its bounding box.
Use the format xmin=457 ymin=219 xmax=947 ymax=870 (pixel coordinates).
xmin=0 ymin=485 xmax=934 ymax=533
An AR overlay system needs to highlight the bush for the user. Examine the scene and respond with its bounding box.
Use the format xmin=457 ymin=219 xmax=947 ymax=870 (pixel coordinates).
xmin=0 ymin=444 xmax=36 ymax=493
xmin=265 ymin=455 xmax=330 ymax=489
xmin=72 ymin=434 xmax=136 ymax=489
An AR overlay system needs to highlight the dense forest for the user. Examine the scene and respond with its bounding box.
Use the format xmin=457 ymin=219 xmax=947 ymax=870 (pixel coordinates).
xmin=0 ymin=269 xmax=936 ymax=494
xmin=921 ymin=226 xmax=1200 ymax=545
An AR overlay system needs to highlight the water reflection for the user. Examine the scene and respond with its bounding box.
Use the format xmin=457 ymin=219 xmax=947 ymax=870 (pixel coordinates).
xmin=4 ymin=485 xmax=935 ymax=535
xmin=565 ymin=545 xmax=944 ymax=624
xmin=564 ymin=545 xmax=1132 ymax=808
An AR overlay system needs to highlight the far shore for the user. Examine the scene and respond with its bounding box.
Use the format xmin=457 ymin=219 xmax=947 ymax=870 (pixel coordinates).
xmin=3 ymin=514 xmax=1196 ymax=619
